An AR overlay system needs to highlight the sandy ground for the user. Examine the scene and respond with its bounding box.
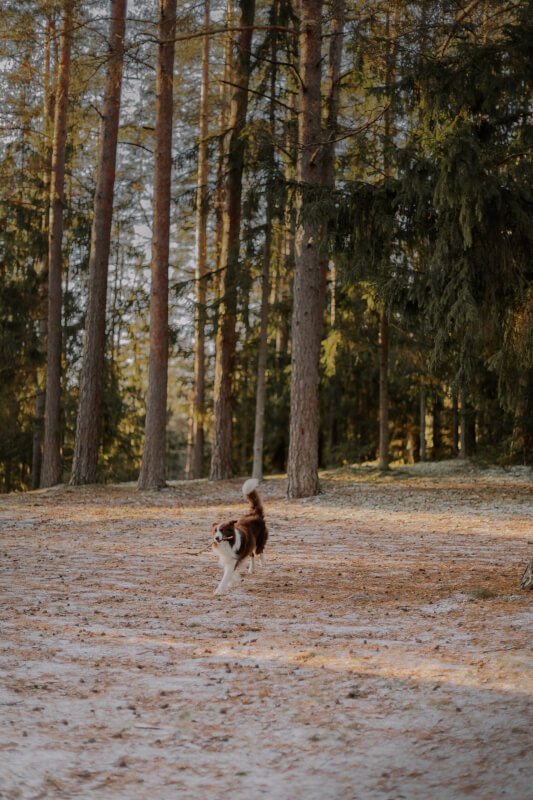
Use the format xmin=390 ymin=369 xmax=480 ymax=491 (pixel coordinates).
xmin=0 ymin=461 xmax=532 ymax=800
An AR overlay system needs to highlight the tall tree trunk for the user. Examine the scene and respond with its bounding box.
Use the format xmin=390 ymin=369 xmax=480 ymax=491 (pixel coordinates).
xmin=511 ymin=371 xmax=529 ymax=463
xmin=186 ymin=0 xmax=210 ymax=480
xmin=41 ymin=0 xmax=73 ymax=488
xmin=432 ymin=388 xmax=443 ymax=459
xmin=31 ymin=15 xmax=54 ymax=490
xmin=377 ymin=6 xmax=399 ymax=472
xmin=287 ymin=0 xmax=324 ymax=498
xmin=378 ymin=306 xmax=390 ymax=469
xmin=213 ymin=0 xmax=234 ymax=307
xmin=137 ymin=0 xmax=177 ymax=490
xmin=252 ymin=1 xmax=279 ymax=482
xmin=251 ymin=191 xmax=273 ymax=482
xmin=459 ymin=388 xmax=468 ymax=459
xmin=71 ymin=0 xmax=128 ymax=485
xmin=452 ymin=389 xmax=459 ymax=456
xmin=322 ymin=0 xmax=345 ymax=469
xmin=210 ymin=0 xmax=256 ymax=480
xmin=420 ymin=387 xmax=427 ymax=462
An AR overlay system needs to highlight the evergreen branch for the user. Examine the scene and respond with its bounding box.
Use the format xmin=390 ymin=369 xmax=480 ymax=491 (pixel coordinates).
xmin=217 ymin=79 xmax=295 ymax=113
xmin=304 ymin=106 xmax=390 ymax=156
xmin=438 ymin=0 xmax=485 ymax=58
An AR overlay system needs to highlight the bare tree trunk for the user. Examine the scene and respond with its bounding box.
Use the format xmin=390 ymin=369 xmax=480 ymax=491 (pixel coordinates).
xmin=432 ymin=388 xmax=443 ymax=459
xmin=137 ymin=0 xmax=177 ymax=490
xmin=212 ymin=0 xmax=234 ymax=307
xmin=378 ymin=306 xmax=390 ymax=470
xmin=459 ymin=388 xmax=467 ymax=459
xmin=41 ymin=0 xmax=73 ymax=488
xmin=71 ymin=0 xmax=127 ymax=485
xmin=186 ymin=0 xmax=210 ymax=480
xmin=31 ymin=15 xmax=54 ymax=490
xmin=420 ymin=387 xmax=426 ymax=462
xmin=251 ymin=194 xmax=273 ymax=482
xmin=252 ymin=1 xmax=279 ymax=481
xmin=322 ymin=0 xmax=345 ymax=469
xmin=287 ymin=0 xmax=324 ymax=498
xmin=511 ymin=371 xmax=529 ymax=463
xmin=377 ymin=6 xmax=399 ymax=473
xmin=452 ymin=389 xmax=459 ymax=456
xmin=210 ymin=0 xmax=256 ymax=481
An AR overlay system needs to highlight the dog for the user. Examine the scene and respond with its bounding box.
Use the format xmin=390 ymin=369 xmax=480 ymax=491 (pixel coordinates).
xmin=211 ymin=479 xmax=268 ymax=595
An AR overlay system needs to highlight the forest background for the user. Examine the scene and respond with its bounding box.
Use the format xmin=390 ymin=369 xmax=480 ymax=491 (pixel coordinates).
xmin=1 ymin=0 xmax=532 ymax=495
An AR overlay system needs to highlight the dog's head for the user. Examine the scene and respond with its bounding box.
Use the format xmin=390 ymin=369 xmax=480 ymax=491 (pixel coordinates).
xmin=211 ymin=520 xmax=237 ymax=546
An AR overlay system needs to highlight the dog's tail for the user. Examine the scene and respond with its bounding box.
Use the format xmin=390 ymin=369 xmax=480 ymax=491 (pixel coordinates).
xmin=242 ymin=478 xmax=264 ymax=518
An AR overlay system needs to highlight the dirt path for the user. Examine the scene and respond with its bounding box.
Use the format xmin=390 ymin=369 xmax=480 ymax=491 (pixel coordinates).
xmin=1 ymin=462 xmax=532 ymax=800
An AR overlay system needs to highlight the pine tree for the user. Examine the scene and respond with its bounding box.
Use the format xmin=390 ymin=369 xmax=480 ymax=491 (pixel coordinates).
xmin=287 ymin=0 xmax=324 ymax=498
xmin=210 ymin=0 xmax=256 ymax=481
xmin=41 ymin=0 xmax=74 ymax=488
xmin=185 ymin=0 xmax=210 ymax=480
xmin=71 ymin=0 xmax=128 ymax=485
xmin=138 ymin=0 xmax=177 ymax=490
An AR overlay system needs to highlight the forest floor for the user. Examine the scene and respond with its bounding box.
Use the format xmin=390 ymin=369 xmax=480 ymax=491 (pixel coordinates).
xmin=0 ymin=460 xmax=532 ymax=800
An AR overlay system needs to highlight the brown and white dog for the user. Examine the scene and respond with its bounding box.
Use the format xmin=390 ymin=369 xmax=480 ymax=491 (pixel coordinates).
xmin=211 ymin=479 xmax=268 ymax=595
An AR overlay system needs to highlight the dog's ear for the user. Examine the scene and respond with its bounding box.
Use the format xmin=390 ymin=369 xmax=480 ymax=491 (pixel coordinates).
xmin=211 ymin=522 xmax=217 ymax=532
xmin=229 ymin=519 xmax=237 ymax=526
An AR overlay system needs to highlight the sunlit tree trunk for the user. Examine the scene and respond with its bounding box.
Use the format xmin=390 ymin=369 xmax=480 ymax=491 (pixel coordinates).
xmin=287 ymin=0 xmax=324 ymax=498
xmin=71 ymin=0 xmax=127 ymax=485
xmin=41 ymin=0 xmax=73 ymax=488
xmin=252 ymin=1 xmax=279 ymax=481
xmin=31 ymin=15 xmax=54 ymax=490
xmin=210 ymin=0 xmax=256 ymax=480
xmin=138 ymin=0 xmax=177 ymax=490
xmin=322 ymin=0 xmax=345 ymax=469
xmin=212 ymin=0 xmax=233 ymax=306
xmin=186 ymin=0 xmax=210 ymax=480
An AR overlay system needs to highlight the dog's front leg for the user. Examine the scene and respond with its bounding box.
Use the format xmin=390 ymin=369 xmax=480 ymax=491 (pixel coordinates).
xmin=248 ymin=555 xmax=255 ymax=574
xmin=214 ymin=564 xmax=236 ymax=595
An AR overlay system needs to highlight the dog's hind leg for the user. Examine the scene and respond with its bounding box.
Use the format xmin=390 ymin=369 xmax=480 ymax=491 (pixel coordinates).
xmin=248 ymin=554 xmax=255 ymax=574
xmin=259 ymin=553 xmax=266 ymax=568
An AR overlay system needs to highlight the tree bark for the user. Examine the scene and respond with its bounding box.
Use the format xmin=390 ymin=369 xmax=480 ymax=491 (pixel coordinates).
xmin=451 ymin=389 xmax=459 ymax=456
xmin=252 ymin=1 xmax=279 ymax=482
xmin=186 ymin=0 xmax=210 ymax=480
xmin=31 ymin=15 xmax=54 ymax=490
xmin=378 ymin=306 xmax=390 ymax=470
xmin=137 ymin=0 xmax=177 ymax=490
xmin=71 ymin=0 xmax=128 ymax=485
xmin=459 ymin=388 xmax=467 ymax=459
xmin=210 ymin=0 xmax=256 ymax=481
xmin=287 ymin=0 xmax=324 ymax=498
xmin=420 ymin=387 xmax=427 ymax=462
xmin=377 ymin=6 xmax=399 ymax=472
xmin=322 ymin=0 xmax=345 ymax=469
xmin=432 ymin=388 xmax=442 ymax=459
xmin=41 ymin=0 xmax=73 ymax=488
xmin=251 ymin=189 xmax=273 ymax=482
